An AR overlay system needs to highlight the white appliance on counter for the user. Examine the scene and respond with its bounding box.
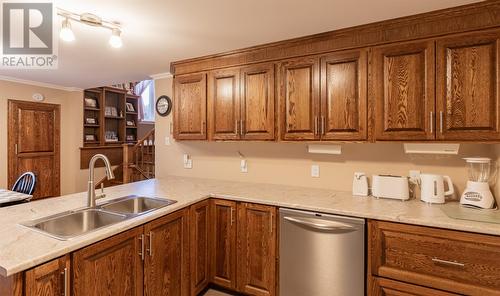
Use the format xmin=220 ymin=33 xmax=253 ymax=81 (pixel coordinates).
xmin=460 ymin=157 xmax=496 ymax=209
xmin=372 ymin=175 xmax=410 ymax=201
xmin=420 ymin=174 xmax=454 ymax=204
xmin=352 ymin=172 xmax=369 ymax=196
xmin=279 ymin=208 xmax=365 ymax=296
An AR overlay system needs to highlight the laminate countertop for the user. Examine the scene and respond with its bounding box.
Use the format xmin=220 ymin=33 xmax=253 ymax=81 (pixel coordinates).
xmin=0 ymin=175 xmax=499 ymax=277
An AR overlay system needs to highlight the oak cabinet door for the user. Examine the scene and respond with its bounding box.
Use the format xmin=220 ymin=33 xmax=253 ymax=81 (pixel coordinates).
xmin=436 ymin=30 xmax=500 ymax=140
xmin=174 ymin=73 xmax=207 ymax=140
xmin=240 ymin=63 xmax=276 ymax=140
xmin=25 ymin=255 xmax=70 ymax=296
xmin=73 ymin=227 xmax=144 ymax=296
xmin=369 ymin=277 xmax=458 ymax=296
xmin=278 ymin=57 xmax=320 ymax=141
xmin=211 ymin=199 xmax=237 ymax=290
xmin=190 ymin=200 xmax=211 ymax=295
xmin=208 ymin=69 xmax=241 ymax=140
xmin=144 ymin=209 xmax=190 ymax=296
xmin=320 ymin=49 xmax=368 ymax=140
xmin=372 ymin=41 xmax=435 ymax=140
xmin=237 ymin=203 xmax=276 ymax=296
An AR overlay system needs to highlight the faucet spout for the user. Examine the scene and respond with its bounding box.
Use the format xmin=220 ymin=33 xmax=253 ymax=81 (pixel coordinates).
xmin=87 ymin=154 xmax=115 ymax=208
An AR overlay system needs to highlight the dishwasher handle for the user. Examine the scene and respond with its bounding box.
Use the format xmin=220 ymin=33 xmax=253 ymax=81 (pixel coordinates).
xmin=283 ymin=216 xmax=359 ymax=233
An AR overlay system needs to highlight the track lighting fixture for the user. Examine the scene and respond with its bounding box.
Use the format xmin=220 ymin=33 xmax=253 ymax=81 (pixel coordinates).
xmin=57 ymin=8 xmax=123 ymax=48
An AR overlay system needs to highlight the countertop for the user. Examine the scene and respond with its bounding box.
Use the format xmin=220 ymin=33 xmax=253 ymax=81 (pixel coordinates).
xmin=0 ymin=175 xmax=499 ymax=277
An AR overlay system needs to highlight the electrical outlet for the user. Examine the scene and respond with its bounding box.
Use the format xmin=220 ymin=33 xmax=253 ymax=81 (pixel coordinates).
xmin=164 ymin=136 xmax=171 ymax=146
xmin=240 ymin=159 xmax=248 ymax=173
xmin=311 ymin=165 xmax=320 ymax=178
xmin=409 ymin=170 xmax=421 ymax=184
xmin=183 ymin=154 xmax=193 ymax=169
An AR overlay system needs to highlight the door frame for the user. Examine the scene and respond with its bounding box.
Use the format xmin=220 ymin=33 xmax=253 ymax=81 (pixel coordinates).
xmin=7 ymin=99 xmax=61 ymax=198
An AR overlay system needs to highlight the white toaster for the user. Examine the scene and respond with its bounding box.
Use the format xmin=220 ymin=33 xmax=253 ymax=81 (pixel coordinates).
xmin=372 ymin=175 xmax=410 ymax=201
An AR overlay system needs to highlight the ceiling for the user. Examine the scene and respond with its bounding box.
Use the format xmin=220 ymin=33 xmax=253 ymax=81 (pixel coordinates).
xmin=0 ymin=0 xmax=483 ymax=89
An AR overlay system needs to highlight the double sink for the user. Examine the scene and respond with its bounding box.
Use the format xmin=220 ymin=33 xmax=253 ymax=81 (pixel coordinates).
xmin=21 ymin=195 xmax=177 ymax=240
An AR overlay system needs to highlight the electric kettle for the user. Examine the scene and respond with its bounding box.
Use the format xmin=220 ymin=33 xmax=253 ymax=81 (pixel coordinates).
xmin=420 ymin=174 xmax=454 ymax=204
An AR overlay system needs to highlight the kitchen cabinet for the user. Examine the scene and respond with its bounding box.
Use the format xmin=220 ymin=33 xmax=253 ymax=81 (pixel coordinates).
xmin=25 ymin=255 xmax=70 ymax=296
xmin=190 ymin=200 xmax=211 ymax=295
xmin=436 ymin=30 xmax=500 ymax=140
xmin=144 ymin=208 xmax=190 ymax=296
xmin=210 ymin=199 xmax=237 ymax=290
xmin=72 ymin=226 xmax=144 ymax=296
xmin=237 ymin=203 xmax=277 ymax=296
xmin=369 ymin=277 xmax=458 ymax=296
xmin=240 ymin=63 xmax=276 ymax=140
xmin=320 ymin=49 xmax=368 ymax=140
xmin=208 ymin=68 xmax=241 ymax=140
xmin=372 ymin=40 xmax=436 ymax=141
xmin=279 ymin=57 xmax=320 ymax=140
xmin=173 ymin=73 xmax=207 ymax=140
xmin=369 ymin=220 xmax=500 ymax=295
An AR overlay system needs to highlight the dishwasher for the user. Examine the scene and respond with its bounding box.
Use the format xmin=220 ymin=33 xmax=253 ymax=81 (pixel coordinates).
xmin=279 ymin=208 xmax=365 ymax=296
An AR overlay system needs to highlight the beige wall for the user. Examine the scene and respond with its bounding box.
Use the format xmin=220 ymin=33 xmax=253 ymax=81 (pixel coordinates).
xmin=0 ymin=80 xmax=104 ymax=195
xmin=155 ymin=77 xmax=495 ymax=197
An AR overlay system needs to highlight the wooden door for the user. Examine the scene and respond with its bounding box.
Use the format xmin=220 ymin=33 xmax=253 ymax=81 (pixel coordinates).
xmin=72 ymin=227 xmax=143 ymax=296
xmin=25 ymin=255 xmax=70 ymax=296
xmin=321 ymin=49 xmax=368 ymax=140
xmin=208 ymin=68 xmax=241 ymax=140
xmin=144 ymin=208 xmax=190 ymax=296
xmin=369 ymin=277 xmax=458 ymax=296
xmin=240 ymin=63 xmax=276 ymax=140
xmin=372 ymin=41 xmax=435 ymax=141
xmin=8 ymin=100 xmax=60 ymax=199
xmin=211 ymin=199 xmax=237 ymax=290
xmin=173 ymin=73 xmax=207 ymax=140
xmin=237 ymin=203 xmax=276 ymax=296
xmin=278 ymin=57 xmax=320 ymax=140
xmin=190 ymin=200 xmax=211 ymax=295
xmin=436 ymin=30 xmax=500 ymax=140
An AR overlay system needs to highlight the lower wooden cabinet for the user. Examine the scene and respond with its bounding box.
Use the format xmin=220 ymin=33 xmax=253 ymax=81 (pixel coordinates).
xmin=369 ymin=276 xmax=458 ymax=296
xmin=72 ymin=226 xmax=144 ymax=296
xmin=145 ymin=208 xmax=190 ymax=296
xmin=237 ymin=202 xmax=277 ymax=296
xmin=190 ymin=200 xmax=212 ymax=296
xmin=25 ymin=255 xmax=70 ymax=296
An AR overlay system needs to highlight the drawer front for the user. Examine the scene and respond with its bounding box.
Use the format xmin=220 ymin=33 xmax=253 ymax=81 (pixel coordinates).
xmin=369 ymin=220 xmax=500 ymax=295
xmin=369 ymin=276 xmax=458 ymax=296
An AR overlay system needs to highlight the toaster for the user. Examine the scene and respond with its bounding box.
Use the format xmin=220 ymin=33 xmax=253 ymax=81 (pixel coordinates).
xmin=372 ymin=175 xmax=410 ymax=201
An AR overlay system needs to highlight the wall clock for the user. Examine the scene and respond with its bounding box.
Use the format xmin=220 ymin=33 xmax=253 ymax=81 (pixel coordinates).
xmin=156 ymin=95 xmax=172 ymax=117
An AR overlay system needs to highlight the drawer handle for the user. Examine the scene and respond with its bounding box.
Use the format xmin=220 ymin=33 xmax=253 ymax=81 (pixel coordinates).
xmin=432 ymin=258 xmax=465 ymax=268
xmin=284 ymin=216 xmax=357 ymax=233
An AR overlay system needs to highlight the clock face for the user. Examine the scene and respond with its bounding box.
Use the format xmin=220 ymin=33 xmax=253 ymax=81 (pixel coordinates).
xmin=156 ymin=96 xmax=172 ymax=116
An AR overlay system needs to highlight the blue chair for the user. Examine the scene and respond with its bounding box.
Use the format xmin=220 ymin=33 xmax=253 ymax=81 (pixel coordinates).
xmin=12 ymin=172 xmax=36 ymax=196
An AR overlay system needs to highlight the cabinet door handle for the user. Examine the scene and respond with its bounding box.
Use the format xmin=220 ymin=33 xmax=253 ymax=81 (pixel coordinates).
xmin=235 ymin=120 xmax=239 ymax=136
xmin=439 ymin=111 xmax=444 ymax=134
xmin=60 ymin=267 xmax=69 ymax=296
xmin=146 ymin=231 xmax=153 ymax=257
xmin=314 ymin=116 xmax=318 ymax=135
xmin=321 ymin=116 xmax=325 ymax=135
xmin=432 ymin=257 xmax=465 ymax=268
xmin=240 ymin=120 xmax=245 ymax=136
xmin=138 ymin=234 xmax=145 ymax=260
xmin=230 ymin=207 xmax=234 ymax=225
xmin=269 ymin=213 xmax=273 ymax=234
xmin=430 ymin=111 xmax=434 ymax=133
xmin=15 ymin=144 xmax=18 ymax=155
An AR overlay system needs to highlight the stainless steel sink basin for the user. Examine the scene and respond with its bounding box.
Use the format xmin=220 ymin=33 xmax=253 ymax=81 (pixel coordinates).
xmin=99 ymin=195 xmax=177 ymax=216
xmin=21 ymin=208 xmax=127 ymax=240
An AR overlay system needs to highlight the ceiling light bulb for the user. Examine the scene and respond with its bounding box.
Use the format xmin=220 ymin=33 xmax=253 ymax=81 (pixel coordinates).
xmin=109 ymin=28 xmax=122 ymax=48
xmin=60 ymin=18 xmax=75 ymax=42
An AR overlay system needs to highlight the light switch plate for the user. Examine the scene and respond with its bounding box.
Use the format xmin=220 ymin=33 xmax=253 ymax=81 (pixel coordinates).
xmin=240 ymin=159 xmax=248 ymax=173
xmin=311 ymin=165 xmax=320 ymax=178
xmin=183 ymin=154 xmax=192 ymax=169
xmin=165 ymin=136 xmax=171 ymax=146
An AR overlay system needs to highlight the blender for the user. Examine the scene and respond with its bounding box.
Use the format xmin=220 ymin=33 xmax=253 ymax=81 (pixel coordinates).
xmin=460 ymin=157 xmax=496 ymax=209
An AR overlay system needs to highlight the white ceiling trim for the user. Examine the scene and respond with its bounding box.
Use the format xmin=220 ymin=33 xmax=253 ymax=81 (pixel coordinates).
xmin=150 ymin=72 xmax=173 ymax=80
xmin=0 ymin=75 xmax=83 ymax=92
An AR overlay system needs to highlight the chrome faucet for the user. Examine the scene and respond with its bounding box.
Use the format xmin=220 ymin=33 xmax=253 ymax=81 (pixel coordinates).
xmin=87 ymin=154 xmax=115 ymax=207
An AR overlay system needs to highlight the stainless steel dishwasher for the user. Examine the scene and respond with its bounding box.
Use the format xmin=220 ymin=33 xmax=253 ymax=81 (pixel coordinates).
xmin=279 ymin=208 xmax=365 ymax=296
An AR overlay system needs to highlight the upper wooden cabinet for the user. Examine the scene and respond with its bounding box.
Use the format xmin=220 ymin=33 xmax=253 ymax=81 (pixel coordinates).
xmin=320 ymin=49 xmax=368 ymax=140
xmin=174 ymin=73 xmax=207 ymax=140
xmin=436 ymin=30 xmax=500 ymax=140
xmin=279 ymin=57 xmax=320 ymax=140
xmin=240 ymin=63 xmax=276 ymax=140
xmin=372 ymin=40 xmax=436 ymax=141
xmin=208 ymin=68 xmax=241 ymax=140
xmin=25 ymin=255 xmax=70 ymax=296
